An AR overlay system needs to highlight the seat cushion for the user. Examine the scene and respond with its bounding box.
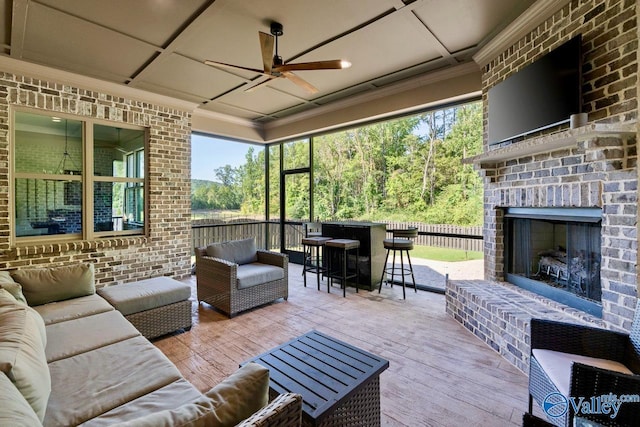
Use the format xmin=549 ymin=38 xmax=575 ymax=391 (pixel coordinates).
xmin=45 ymin=336 xmax=183 ymax=427
xmin=44 ymin=310 xmax=140 ymax=363
xmin=97 ymin=277 xmax=191 ymax=315
xmin=532 ymin=348 xmax=634 ymax=396
xmin=206 ymin=238 xmax=258 ymax=265
xmin=83 ymin=378 xmax=204 ymax=426
xmin=383 ymin=238 xmax=413 ymax=250
xmin=33 ymin=294 xmax=114 ymax=325
xmin=12 ymin=263 xmax=95 ymax=306
xmin=236 ymin=263 xmax=285 ymax=290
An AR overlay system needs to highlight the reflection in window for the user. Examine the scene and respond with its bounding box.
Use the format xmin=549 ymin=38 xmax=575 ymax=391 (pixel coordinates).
xmin=14 ymin=112 xmax=83 ymax=237
xmin=93 ymin=124 xmax=145 ymax=234
xmin=13 ymin=110 xmax=146 ymax=240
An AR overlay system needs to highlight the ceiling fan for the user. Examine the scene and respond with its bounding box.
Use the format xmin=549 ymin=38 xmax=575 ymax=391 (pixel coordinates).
xmin=205 ymin=21 xmax=351 ymax=94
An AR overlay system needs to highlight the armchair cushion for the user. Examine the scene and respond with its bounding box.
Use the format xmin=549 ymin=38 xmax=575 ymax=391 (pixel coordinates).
xmin=237 ymin=263 xmax=285 ymax=290
xmin=206 ymin=238 xmax=258 ymax=265
xmin=533 ymin=348 xmax=633 ymax=396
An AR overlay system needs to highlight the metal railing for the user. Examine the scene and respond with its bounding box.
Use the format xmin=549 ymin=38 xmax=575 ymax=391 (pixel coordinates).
xmin=192 ymin=219 xmax=483 ymax=254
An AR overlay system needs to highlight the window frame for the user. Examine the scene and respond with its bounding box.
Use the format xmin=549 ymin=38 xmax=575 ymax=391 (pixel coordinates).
xmin=10 ymin=107 xmax=149 ymax=245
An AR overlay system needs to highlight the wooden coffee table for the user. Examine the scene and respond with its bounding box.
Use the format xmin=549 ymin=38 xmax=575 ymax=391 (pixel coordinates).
xmin=243 ymin=330 xmax=389 ymax=426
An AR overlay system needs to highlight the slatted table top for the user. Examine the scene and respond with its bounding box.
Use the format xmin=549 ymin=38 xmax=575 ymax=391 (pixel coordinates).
xmin=243 ymin=330 xmax=389 ymax=425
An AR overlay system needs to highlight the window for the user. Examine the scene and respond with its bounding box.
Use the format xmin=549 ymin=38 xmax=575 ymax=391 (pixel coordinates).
xmin=13 ymin=110 xmax=147 ymax=242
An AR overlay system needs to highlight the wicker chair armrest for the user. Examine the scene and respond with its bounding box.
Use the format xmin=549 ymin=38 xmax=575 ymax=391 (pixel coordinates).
xmin=256 ymin=250 xmax=288 ymax=268
xmin=235 ymin=393 xmax=302 ymax=427
xmin=531 ymin=318 xmax=628 ymax=361
xmin=570 ymin=363 xmax=640 ymax=426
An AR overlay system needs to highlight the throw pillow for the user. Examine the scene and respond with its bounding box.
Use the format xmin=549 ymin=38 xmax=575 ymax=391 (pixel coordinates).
xmin=12 ymin=263 xmax=95 ymax=306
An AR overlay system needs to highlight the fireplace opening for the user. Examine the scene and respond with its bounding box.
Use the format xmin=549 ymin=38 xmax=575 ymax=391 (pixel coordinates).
xmin=504 ymin=208 xmax=602 ymax=317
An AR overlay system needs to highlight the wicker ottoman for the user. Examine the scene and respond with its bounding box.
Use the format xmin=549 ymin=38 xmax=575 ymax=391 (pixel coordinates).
xmin=97 ymin=277 xmax=192 ymax=339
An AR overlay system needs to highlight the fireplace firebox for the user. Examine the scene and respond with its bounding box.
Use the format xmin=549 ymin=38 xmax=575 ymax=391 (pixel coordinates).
xmin=504 ymin=208 xmax=602 ymax=317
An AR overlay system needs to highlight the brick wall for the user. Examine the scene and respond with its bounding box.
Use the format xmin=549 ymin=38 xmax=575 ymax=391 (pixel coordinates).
xmin=0 ymin=73 xmax=193 ymax=285
xmin=478 ymin=0 xmax=637 ymax=328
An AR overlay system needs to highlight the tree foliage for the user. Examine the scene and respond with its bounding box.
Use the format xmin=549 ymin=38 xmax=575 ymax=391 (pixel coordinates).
xmin=192 ymin=102 xmax=483 ymax=226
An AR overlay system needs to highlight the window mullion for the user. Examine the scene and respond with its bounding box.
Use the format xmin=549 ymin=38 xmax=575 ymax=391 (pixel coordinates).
xmin=85 ymin=122 xmax=94 ymax=241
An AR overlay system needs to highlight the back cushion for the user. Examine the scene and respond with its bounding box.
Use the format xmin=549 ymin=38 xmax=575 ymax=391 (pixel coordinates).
xmin=206 ymin=238 xmax=258 ymax=265
xmin=0 ymin=372 xmax=42 ymax=426
xmin=0 ymin=271 xmax=27 ymax=305
xmin=0 ymin=289 xmax=51 ymax=421
xmin=12 ymin=263 xmax=95 ymax=306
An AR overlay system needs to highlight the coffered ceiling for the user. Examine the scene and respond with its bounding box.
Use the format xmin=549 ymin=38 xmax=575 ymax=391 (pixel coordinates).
xmin=1 ymin=0 xmax=538 ymax=140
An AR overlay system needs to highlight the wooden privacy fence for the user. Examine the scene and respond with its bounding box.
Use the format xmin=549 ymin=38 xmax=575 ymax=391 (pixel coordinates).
xmin=192 ymin=220 xmax=482 ymax=253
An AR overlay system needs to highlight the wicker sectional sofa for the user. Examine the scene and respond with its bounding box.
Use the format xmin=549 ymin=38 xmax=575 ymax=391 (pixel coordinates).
xmin=0 ymin=263 xmax=302 ymax=426
xmin=195 ymin=238 xmax=288 ymax=317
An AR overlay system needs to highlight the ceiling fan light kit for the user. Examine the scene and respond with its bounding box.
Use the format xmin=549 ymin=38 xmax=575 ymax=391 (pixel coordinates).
xmin=205 ymin=21 xmax=351 ymax=94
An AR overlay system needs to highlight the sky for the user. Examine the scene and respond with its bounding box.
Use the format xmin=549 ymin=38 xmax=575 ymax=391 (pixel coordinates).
xmin=191 ymin=134 xmax=261 ymax=181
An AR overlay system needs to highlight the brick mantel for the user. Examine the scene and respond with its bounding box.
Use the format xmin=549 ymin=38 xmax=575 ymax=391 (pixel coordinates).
xmin=466 ymin=121 xmax=637 ymax=166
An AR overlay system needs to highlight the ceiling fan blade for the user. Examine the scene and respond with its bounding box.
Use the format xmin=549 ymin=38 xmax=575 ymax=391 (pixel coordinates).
xmin=258 ymin=31 xmax=274 ymax=74
xmin=282 ymin=71 xmax=318 ymax=94
xmin=204 ymin=60 xmax=269 ymax=76
xmin=244 ymin=75 xmax=278 ymax=93
xmin=274 ymin=59 xmax=349 ymax=72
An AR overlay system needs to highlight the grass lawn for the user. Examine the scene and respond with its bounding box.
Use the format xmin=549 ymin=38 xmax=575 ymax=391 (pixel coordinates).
xmin=410 ymin=245 xmax=483 ymax=262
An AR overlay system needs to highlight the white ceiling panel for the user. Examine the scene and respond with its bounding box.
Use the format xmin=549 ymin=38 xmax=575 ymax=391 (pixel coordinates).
xmin=216 ymin=85 xmax=305 ymax=116
xmin=22 ymin=3 xmax=157 ymax=81
xmin=138 ymin=53 xmax=248 ymax=100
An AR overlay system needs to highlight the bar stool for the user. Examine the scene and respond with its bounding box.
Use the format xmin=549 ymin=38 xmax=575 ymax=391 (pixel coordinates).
xmin=378 ymin=227 xmax=418 ymax=299
xmin=325 ymin=239 xmax=360 ymax=297
xmin=301 ymin=236 xmax=332 ymax=290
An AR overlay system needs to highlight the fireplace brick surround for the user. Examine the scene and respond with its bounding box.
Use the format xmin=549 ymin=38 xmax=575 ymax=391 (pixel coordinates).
xmin=446 ymin=0 xmax=639 ymax=372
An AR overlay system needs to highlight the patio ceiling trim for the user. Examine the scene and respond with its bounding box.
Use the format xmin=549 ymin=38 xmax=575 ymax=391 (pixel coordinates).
xmin=473 ymin=0 xmax=570 ymax=67
xmin=0 ymin=55 xmax=200 ymax=112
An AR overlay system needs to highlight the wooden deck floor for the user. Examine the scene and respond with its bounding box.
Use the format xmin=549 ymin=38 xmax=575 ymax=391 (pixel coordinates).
xmin=154 ymin=264 xmax=540 ymax=426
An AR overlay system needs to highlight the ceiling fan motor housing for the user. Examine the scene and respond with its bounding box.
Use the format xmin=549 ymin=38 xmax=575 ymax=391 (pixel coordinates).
xmin=270 ymin=21 xmax=283 ymax=36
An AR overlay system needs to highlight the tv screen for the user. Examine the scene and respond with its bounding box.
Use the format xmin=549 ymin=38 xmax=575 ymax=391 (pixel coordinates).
xmin=487 ymin=35 xmax=582 ymax=146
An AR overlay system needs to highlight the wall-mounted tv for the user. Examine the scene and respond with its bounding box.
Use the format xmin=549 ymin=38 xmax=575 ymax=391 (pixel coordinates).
xmin=487 ymin=34 xmax=582 ymax=146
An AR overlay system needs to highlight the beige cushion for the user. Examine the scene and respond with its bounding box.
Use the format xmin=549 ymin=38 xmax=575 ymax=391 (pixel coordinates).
xmin=205 ymin=362 xmax=270 ymax=426
xmin=206 ymin=238 xmax=258 ymax=265
xmin=86 ymin=378 xmax=208 ymax=427
xmin=44 ymin=310 xmax=140 ymax=363
xmin=32 ymin=294 xmax=113 ymax=325
xmin=0 ymin=271 xmax=27 ymax=305
xmin=45 ymin=336 xmax=182 ymax=427
xmin=0 ymin=372 xmax=42 ymax=426
xmin=97 ymin=277 xmax=191 ymax=315
xmin=12 ymin=263 xmax=95 ymax=306
xmin=0 ymin=290 xmax=51 ymax=422
xmin=237 ymin=264 xmax=285 ymax=289
xmin=533 ymin=348 xmax=634 ymax=396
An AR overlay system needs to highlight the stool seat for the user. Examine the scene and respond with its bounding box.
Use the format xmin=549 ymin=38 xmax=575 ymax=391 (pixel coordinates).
xmin=383 ymin=238 xmax=414 ymax=250
xmin=302 ymin=236 xmax=332 ymax=246
xmin=326 ymin=239 xmax=360 ymax=250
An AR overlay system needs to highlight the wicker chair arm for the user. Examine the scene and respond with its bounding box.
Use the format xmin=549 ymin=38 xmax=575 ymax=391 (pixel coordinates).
xmin=531 ymin=318 xmax=628 ymax=361
xmin=570 ymin=363 xmax=640 ymax=426
xmin=235 ymin=393 xmax=302 ymax=427
xmin=256 ymin=250 xmax=288 ymax=268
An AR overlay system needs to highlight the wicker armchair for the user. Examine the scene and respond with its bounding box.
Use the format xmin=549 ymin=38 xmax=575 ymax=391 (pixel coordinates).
xmin=528 ymin=300 xmax=640 ymax=427
xmin=195 ymin=240 xmax=288 ymax=317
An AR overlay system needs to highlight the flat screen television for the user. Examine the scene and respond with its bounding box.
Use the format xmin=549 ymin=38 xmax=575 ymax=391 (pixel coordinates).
xmin=487 ymin=34 xmax=582 ymax=146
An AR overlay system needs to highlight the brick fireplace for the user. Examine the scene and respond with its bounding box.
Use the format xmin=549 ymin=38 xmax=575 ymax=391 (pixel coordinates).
xmin=446 ymin=0 xmax=638 ymax=372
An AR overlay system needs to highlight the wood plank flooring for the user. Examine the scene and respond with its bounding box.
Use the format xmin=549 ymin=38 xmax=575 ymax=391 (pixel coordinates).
xmin=154 ymin=264 xmax=543 ymax=426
